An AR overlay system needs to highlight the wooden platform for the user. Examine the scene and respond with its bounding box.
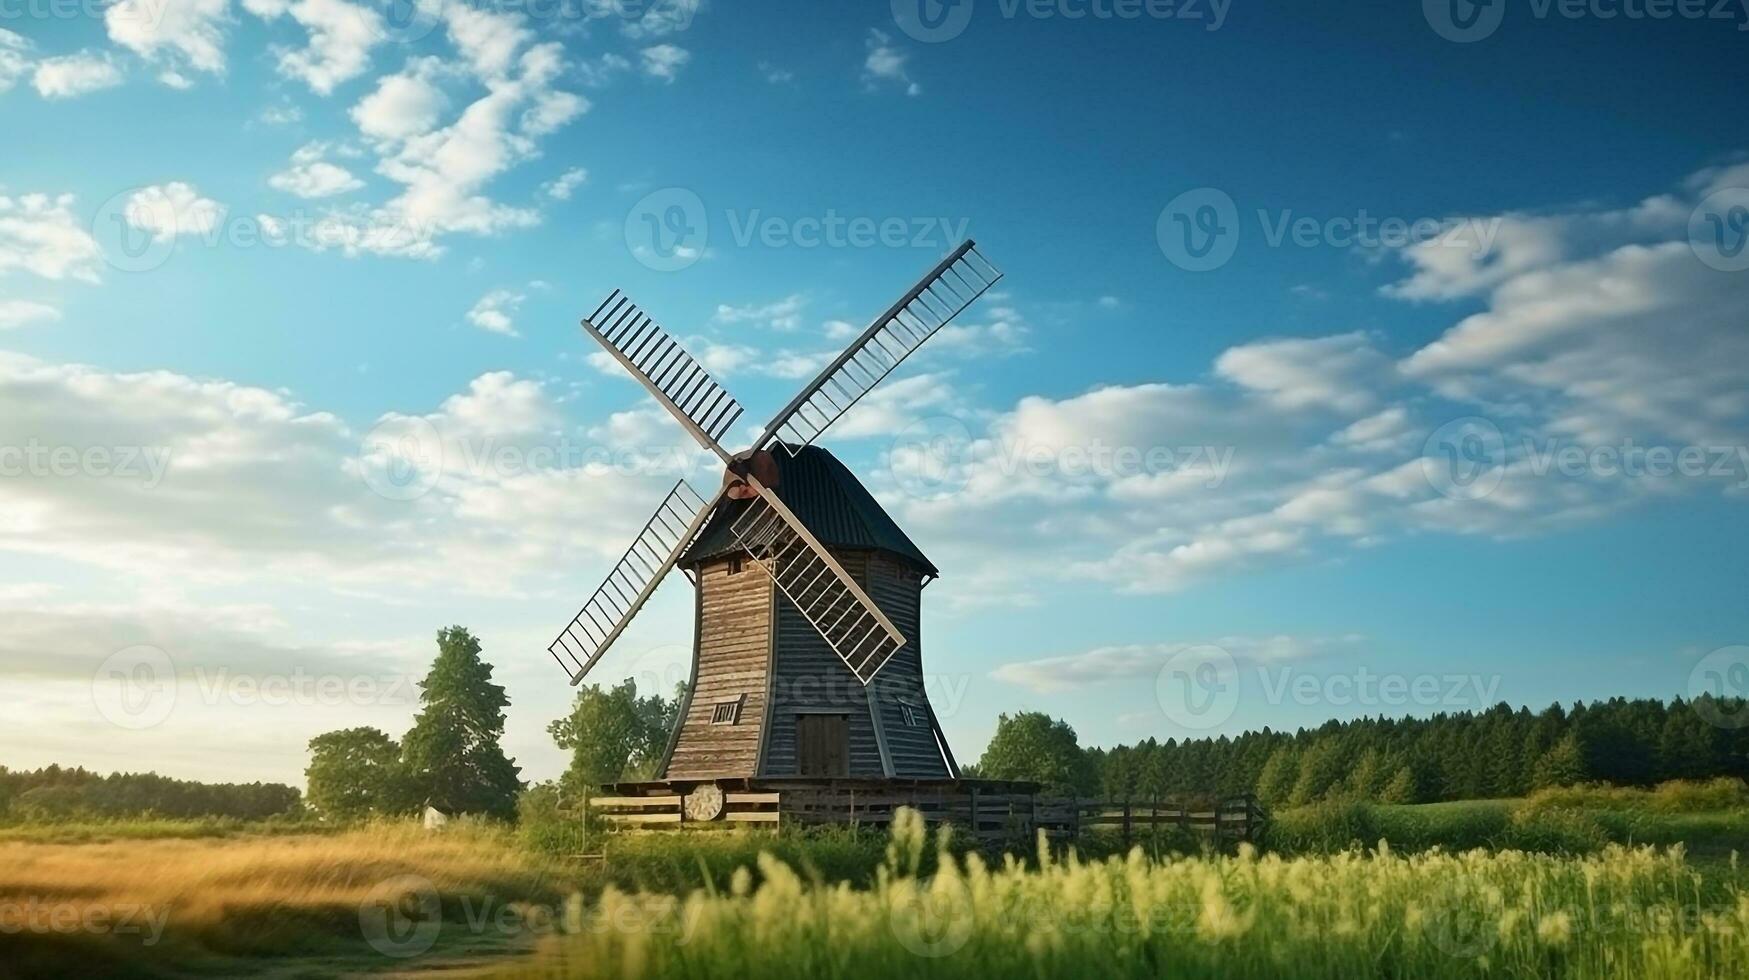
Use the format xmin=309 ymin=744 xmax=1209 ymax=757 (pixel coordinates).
xmin=585 ymin=778 xmax=1265 ymax=845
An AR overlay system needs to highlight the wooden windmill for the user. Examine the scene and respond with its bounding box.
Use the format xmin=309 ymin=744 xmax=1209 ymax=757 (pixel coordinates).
xmin=548 ymin=241 xmax=1001 ymax=794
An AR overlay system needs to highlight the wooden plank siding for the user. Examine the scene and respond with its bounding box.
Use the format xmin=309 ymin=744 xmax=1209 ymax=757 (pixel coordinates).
xmin=861 ymin=553 xmax=950 ymax=778
xmin=662 ymin=556 xmax=773 ymax=778
xmin=761 ymin=550 xmax=886 ymax=777
xmin=665 ymin=543 xmax=953 ymax=780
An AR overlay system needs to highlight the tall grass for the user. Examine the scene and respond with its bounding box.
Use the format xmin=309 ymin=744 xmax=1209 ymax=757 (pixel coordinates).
xmin=0 ymin=820 xmax=560 ymax=973
xmin=1524 ymin=778 xmax=1749 ymax=814
xmin=507 ymin=810 xmax=1749 ymax=979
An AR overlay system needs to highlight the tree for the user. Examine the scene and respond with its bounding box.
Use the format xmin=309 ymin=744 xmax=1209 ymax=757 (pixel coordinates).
xmin=400 ymin=626 xmax=524 ymax=819
xmin=1378 ymin=763 xmax=1421 ymax=804
xmin=305 ymin=727 xmax=406 ymax=819
xmin=1255 ymin=744 xmax=1300 ymax=807
xmin=1531 ymin=731 xmax=1589 ymax=789
xmin=974 ymin=712 xmax=1095 ymax=795
xmin=549 ymin=679 xmax=683 ymax=798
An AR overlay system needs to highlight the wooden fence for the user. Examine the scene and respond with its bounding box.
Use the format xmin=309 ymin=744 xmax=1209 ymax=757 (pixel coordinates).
xmin=586 ymin=781 xmax=1265 ymax=845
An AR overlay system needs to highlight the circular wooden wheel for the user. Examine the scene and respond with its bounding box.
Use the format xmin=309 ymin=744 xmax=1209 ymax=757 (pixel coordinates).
xmin=683 ymin=783 xmax=725 ymax=822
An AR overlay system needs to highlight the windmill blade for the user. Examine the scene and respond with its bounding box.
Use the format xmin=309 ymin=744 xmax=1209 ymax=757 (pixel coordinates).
xmin=754 ymin=241 xmax=1001 ymax=455
xmin=549 ymin=480 xmax=724 ymax=685
xmin=583 ymin=291 xmax=742 ymax=465
xmin=729 ymin=481 xmax=907 ymax=684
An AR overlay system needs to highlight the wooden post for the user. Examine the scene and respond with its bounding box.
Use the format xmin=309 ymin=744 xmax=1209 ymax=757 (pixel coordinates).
xmin=1122 ymin=797 xmax=1132 ymax=850
xmin=969 ymin=785 xmax=980 ymax=839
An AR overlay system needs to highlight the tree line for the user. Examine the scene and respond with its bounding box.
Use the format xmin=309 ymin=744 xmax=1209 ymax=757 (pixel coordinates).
xmin=0 ymin=764 xmax=300 ymax=821
xmin=971 ymin=695 xmax=1749 ymax=806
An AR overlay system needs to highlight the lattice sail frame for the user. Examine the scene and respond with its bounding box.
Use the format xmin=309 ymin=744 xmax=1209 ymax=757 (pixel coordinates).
xmin=728 ymin=493 xmax=905 ymax=684
xmin=584 ymin=290 xmax=743 ymax=451
xmin=755 ymin=241 xmax=1002 ymax=455
xmin=553 ymin=242 xmax=1002 ymax=687
xmin=547 ymin=480 xmax=718 ymax=682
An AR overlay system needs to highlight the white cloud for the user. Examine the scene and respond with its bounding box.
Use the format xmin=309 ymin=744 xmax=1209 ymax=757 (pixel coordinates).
xmin=575 ymin=51 xmax=632 ymax=88
xmin=862 ymin=29 xmax=919 ymax=96
xmin=31 ymin=51 xmax=124 ymax=99
xmin=121 ymin=183 xmax=225 ymax=242
xmin=0 ymin=300 xmax=60 ymax=330
xmin=350 ymin=58 xmax=449 ymax=139
xmin=0 ymin=193 xmax=105 ymax=283
xmin=466 ymin=288 xmax=524 ymax=336
xmin=0 ymin=29 xmax=29 ymax=94
xmin=1215 ymin=332 xmax=1391 ymax=416
xmin=442 ymin=0 xmax=533 ymax=80
xmin=600 ymin=0 xmax=699 ymax=38
xmin=639 ymin=44 xmax=690 ymax=82
xmin=329 ymin=20 xmax=585 ymax=258
xmin=758 ymin=60 xmax=792 ymax=84
xmin=540 ymin=167 xmax=587 ymax=201
xmin=258 ymin=102 xmax=304 ymax=125
xmin=993 ymin=635 xmax=1362 ymax=694
xmin=268 ymin=143 xmax=366 ymax=198
xmin=713 ymin=294 xmax=804 ymax=331
xmin=0 ymin=352 xmax=701 ymax=595
xmin=106 ymin=0 xmax=231 ymax=80
xmin=886 ymin=165 xmax=1749 ymax=601
xmin=246 ymin=0 xmax=384 ymax=95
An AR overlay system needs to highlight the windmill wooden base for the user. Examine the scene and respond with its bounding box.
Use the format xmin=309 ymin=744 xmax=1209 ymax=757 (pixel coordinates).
xmin=585 ymin=779 xmax=1268 ymax=846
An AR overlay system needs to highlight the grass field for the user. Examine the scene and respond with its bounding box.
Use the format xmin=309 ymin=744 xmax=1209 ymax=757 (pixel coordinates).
xmin=3 ymin=783 xmax=1746 ymax=978
xmin=505 ymin=812 xmax=1749 ymax=979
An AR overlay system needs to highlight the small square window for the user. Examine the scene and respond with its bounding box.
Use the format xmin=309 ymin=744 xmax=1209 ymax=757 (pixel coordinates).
xmin=710 ymin=697 xmax=743 ymax=725
xmin=728 ymin=556 xmax=744 ymax=575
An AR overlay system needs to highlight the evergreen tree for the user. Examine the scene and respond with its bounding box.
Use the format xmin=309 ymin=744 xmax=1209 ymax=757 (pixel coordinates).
xmin=1255 ymin=744 xmax=1299 ymax=807
xmin=1531 ymin=731 xmax=1589 ymax=788
xmin=1379 ymin=763 xmax=1420 ymax=804
xmin=401 ymin=626 xmax=524 ymax=819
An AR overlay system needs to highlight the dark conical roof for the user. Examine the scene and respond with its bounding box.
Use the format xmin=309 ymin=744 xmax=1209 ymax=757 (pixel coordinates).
xmin=679 ymin=445 xmax=937 ymax=576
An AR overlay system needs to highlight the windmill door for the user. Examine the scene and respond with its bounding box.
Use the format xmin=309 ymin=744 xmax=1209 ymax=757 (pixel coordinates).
xmin=796 ymin=714 xmax=850 ymax=777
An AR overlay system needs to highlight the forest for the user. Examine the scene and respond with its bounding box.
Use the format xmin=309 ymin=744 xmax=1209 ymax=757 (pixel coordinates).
xmin=1061 ymin=694 xmax=1749 ymax=806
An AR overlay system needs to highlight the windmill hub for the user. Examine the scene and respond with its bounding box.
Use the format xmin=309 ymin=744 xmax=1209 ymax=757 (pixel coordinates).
xmin=722 ymin=449 xmax=779 ymax=500
xmin=546 ymin=241 xmax=1002 ymax=785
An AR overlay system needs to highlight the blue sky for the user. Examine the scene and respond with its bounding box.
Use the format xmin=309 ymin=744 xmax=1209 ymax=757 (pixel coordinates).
xmin=3 ymin=0 xmax=1748 ymax=787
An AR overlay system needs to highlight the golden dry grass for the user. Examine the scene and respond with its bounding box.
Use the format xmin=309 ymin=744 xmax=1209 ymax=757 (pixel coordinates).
xmin=0 ymin=821 xmax=561 ymax=976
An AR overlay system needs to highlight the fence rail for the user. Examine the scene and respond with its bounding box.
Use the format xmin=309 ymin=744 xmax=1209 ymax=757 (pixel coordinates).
xmin=585 ymin=783 xmax=1265 ymax=845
